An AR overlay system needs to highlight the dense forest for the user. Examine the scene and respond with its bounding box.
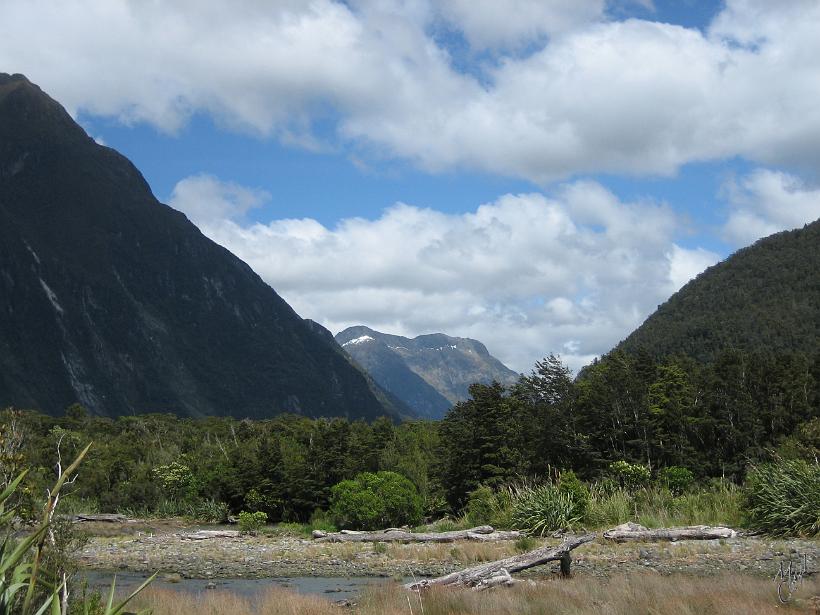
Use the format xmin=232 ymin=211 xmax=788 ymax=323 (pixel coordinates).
xmin=618 ymin=220 xmax=819 ymax=362
xmin=2 ymin=348 xmax=816 ymax=523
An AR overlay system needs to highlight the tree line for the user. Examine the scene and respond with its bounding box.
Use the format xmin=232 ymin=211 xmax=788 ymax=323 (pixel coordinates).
xmin=2 ymin=348 xmax=817 ymax=522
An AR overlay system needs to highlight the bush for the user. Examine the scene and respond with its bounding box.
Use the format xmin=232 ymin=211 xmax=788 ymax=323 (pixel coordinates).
xmin=659 ymin=466 xmax=695 ymax=496
xmin=465 ymin=486 xmax=495 ymax=526
xmin=510 ymin=484 xmax=583 ymax=535
xmin=557 ymin=471 xmax=590 ymax=515
xmin=609 ymin=461 xmax=651 ymax=491
xmin=237 ymin=510 xmax=268 ymax=534
xmin=743 ymin=459 xmax=820 ymax=536
xmin=329 ymin=471 xmax=423 ymax=530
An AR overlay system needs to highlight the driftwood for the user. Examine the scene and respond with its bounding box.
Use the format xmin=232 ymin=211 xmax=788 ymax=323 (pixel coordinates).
xmin=602 ymin=522 xmax=736 ymax=542
xmin=472 ymin=568 xmax=514 ymax=591
xmin=313 ymin=525 xmax=521 ymax=543
xmin=405 ymin=533 xmax=596 ymax=590
xmin=71 ymin=513 xmax=131 ymax=523
xmin=180 ymin=530 xmax=240 ymax=540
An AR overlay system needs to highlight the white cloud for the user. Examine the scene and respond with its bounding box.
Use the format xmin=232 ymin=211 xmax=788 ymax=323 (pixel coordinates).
xmin=1 ymin=1 xmax=819 ymax=182
xmin=169 ymin=174 xmax=269 ymax=227
xmin=437 ymin=0 xmax=606 ymax=49
xmin=171 ymin=175 xmax=718 ymax=372
xmin=721 ymin=169 xmax=820 ymax=246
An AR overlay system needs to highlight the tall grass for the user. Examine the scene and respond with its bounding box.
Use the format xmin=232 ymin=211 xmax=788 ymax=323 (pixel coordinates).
xmin=510 ymin=484 xmax=583 ymax=535
xmin=119 ymin=499 xmax=229 ymax=523
xmin=466 ymin=478 xmax=742 ymax=534
xmin=131 ymin=573 xmax=820 ymax=615
xmin=585 ymin=482 xmax=743 ymax=529
xmin=743 ymin=459 xmax=820 ymax=536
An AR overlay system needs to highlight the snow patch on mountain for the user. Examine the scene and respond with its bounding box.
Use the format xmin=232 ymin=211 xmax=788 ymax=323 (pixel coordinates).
xmin=343 ymin=335 xmax=375 ymax=346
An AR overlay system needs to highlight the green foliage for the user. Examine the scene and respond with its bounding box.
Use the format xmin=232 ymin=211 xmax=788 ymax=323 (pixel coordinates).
xmin=152 ymin=461 xmax=197 ymax=501
xmin=237 ymin=511 xmax=268 ymax=535
xmin=778 ymin=418 xmax=820 ymax=461
xmin=510 ymin=483 xmax=584 ymax=535
xmin=1 ymin=453 xmax=155 ymax=615
xmin=329 ymin=471 xmax=423 ymax=530
xmin=465 ymin=486 xmax=495 ymax=526
xmin=557 ymin=471 xmax=590 ymax=516
xmin=618 ymin=220 xmax=820 ymax=363
xmin=609 ymin=461 xmax=651 ymax=491
xmin=659 ymin=466 xmax=695 ymax=496
xmin=743 ymin=459 xmax=820 ymax=536
xmin=584 ymin=480 xmax=742 ymax=529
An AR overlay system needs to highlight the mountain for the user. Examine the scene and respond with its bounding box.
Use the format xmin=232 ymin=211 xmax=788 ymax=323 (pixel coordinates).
xmin=335 ymin=326 xmax=520 ymax=418
xmin=0 ymin=73 xmax=405 ymax=420
xmin=616 ymin=220 xmax=820 ymax=362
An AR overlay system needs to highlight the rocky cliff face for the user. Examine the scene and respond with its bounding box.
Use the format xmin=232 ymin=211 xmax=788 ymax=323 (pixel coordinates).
xmin=0 ymin=73 xmax=403 ymax=420
xmin=336 ymin=326 xmax=520 ymax=418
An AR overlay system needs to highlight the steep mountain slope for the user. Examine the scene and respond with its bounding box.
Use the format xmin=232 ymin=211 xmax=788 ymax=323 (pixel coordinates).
xmin=0 ymin=73 xmax=403 ymax=420
xmin=336 ymin=326 xmax=520 ymax=417
xmin=617 ymin=220 xmax=820 ymax=361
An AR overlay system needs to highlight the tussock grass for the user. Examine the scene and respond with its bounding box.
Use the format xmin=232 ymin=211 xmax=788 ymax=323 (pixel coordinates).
xmin=132 ymin=573 xmax=820 ymax=614
xmin=743 ymin=460 xmax=820 ymax=536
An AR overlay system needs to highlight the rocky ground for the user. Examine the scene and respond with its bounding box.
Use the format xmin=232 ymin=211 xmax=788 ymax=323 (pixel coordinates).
xmin=74 ymin=521 xmax=820 ymax=582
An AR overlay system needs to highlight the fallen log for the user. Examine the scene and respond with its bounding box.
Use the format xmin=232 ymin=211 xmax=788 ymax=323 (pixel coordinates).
xmin=602 ymin=522 xmax=736 ymax=542
xmin=405 ymin=533 xmax=596 ymax=590
xmin=179 ymin=529 xmax=240 ymax=540
xmin=71 ymin=513 xmax=131 ymax=523
xmin=472 ymin=568 xmax=514 ymax=591
xmin=313 ymin=525 xmax=521 ymax=543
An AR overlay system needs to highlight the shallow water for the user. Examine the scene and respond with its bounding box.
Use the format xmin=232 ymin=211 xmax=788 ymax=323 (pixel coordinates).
xmin=82 ymin=571 xmax=405 ymax=600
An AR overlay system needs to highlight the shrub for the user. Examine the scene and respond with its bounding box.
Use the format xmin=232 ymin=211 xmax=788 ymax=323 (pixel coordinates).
xmin=557 ymin=471 xmax=590 ymax=515
xmin=609 ymin=461 xmax=651 ymax=491
xmin=659 ymin=466 xmax=695 ymax=496
xmin=237 ymin=510 xmax=268 ymax=534
xmin=329 ymin=471 xmax=423 ymax=530
xmin=743 ymin=459 xmax=820 ymax=536
xmin=510 ymin=484 xmax=583 ymax=535
xmin=152 ymin=461 xmax=197 ymax=501
xmin=465 ymin=486 xmax=495 ymax=526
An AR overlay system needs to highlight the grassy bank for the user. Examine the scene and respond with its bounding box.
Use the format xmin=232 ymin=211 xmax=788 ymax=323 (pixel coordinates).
xmin=131 ymin=573 xmax=819 ymax=615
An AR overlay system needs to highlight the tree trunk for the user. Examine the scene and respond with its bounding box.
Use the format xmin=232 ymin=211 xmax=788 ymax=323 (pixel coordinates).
xmin=313 ymin=525 xmax=521 ymax=543
xmin=602 ymin=522 xmax=736 ymax=542
xmin=405 ymin=533 xmax=596 ymax=589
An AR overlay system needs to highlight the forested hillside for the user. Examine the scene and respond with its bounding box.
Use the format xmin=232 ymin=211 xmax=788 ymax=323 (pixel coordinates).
xmin=617 ymin=220 xmax=819 ymax=362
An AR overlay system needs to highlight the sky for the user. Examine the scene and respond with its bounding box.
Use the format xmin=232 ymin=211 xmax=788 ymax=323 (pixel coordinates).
xmin=2 ymin=0 xmax=819 ymax=373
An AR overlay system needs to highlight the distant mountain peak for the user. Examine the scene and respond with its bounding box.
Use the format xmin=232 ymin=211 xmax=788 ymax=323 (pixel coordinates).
xmin=335 ymin=326 xmax=519 ymax=418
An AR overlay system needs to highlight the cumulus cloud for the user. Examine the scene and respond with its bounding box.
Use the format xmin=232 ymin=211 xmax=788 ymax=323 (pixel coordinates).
xmin=436 ymin=0 xmax=606 ymax=49
xmin=170 ymin=176 xmax=719 ymax=372
xmin=721 ymin=169 xmax=820 ymax=246
xmin=1 ymin=1 xmax=819 ymax=182
xmin=169 ymin=174 xmax=269 ymax=227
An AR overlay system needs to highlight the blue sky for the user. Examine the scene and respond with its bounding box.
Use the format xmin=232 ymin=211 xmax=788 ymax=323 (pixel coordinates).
xmin=2 ymin=0 xmax=819 ymax=372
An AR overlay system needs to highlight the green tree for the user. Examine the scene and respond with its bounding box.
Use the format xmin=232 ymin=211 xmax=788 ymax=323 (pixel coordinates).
xmin=329 ymin=471 xmax=423 ymax=529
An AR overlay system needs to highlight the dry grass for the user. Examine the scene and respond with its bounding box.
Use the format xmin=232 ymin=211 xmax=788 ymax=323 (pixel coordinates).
xmin=131 ymin=573 xmax=820 ymax=615
xmin=385 ymin=540 xmax=520 ymax=564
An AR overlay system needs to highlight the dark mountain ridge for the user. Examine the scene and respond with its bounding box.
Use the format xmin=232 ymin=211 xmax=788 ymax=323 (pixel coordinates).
xmin=0 ymin=73 xmax=403 ymax=420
